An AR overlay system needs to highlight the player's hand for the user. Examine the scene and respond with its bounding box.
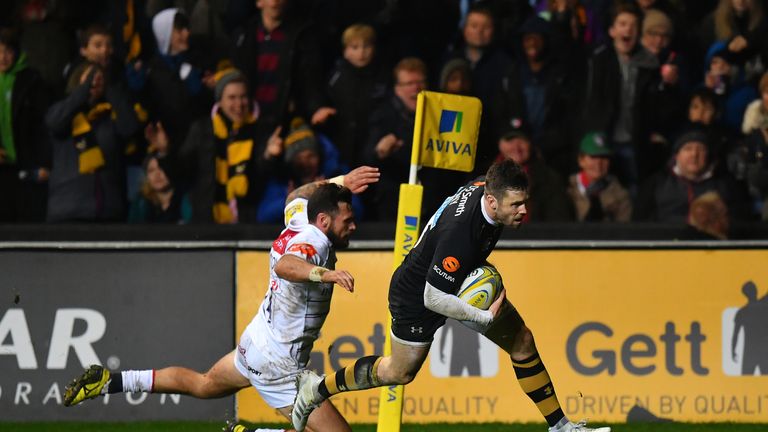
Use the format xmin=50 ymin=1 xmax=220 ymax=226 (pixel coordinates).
xmin=322 ymin=270 xmax=355 ymax=292
xmin=488 ymin=287 xmax=507 ymax=321
xmin=343 ymin=166 xmax=380 ymax=194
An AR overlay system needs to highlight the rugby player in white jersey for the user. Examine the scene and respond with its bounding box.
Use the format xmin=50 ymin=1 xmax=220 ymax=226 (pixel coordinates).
xmin=62 ymin=166 xmax=379 ymax=432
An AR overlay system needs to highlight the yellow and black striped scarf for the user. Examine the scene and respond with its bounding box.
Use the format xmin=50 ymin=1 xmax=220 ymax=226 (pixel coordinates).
xmin=71 ymin=103 xmax=114 ymax=174
xmin=212 ymin=109 xmax=257 ymax=223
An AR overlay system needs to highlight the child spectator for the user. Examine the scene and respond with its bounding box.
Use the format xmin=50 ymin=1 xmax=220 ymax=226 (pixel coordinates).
xmin=703 ymin=41 xmax=758 ymax=133
xmin=680 ymin=88 xmax=732 ymax=170
xmin=46 ymin=62 xmax=140 ymax=222
xmin=566 ymin=132 xmax=632 ymax=222
xmin=143 ymin=8 xmax=215 ymax=151
xmin=128 ymin=154 xmax=191 ymax=224
xmin=326 ymin=24 xmax=387 ymax=167
xmin=0 ymin=28 xmax=50 ymax=222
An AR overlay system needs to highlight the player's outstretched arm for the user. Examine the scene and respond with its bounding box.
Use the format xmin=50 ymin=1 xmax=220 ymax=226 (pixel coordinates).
xmin=285 ymin=166 xmax=380 ymax=204
xmin=274 ymin=254 xmax=355 ymax=292
xmin=423 ymin=282 xmax=494 ymax=325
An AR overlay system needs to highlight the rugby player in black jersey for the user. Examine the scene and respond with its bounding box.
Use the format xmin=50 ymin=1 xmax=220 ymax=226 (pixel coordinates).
xmin=292 ymin=160 xmax=610 ymax=432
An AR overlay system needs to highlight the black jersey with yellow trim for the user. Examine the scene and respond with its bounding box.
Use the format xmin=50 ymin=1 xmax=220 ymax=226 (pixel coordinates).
xmin=389 ymin=179 xmax=503 ymax=318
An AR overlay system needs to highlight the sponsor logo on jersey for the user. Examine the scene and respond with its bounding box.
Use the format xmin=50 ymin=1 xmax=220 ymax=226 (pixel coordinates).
xmin=442 ymin=256 xmax=460 ymax=272
xmin=284 ymin=201 xmax=305 ymax=225
xmin=433 ymin=264 xmax=456 ymax=283
xmin=452 ymin=185 xmax=478 ymax=216
xmin=288 ymin=242 xmax=317 ymax=258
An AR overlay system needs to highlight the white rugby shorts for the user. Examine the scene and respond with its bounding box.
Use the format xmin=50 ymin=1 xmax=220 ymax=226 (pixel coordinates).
xmin=234 ymin=322 xmax=302 ymax=409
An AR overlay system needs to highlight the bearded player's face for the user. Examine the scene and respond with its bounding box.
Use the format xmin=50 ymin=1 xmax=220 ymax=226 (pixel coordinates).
xmin=326 ymin=203 xmax=356 ymax=249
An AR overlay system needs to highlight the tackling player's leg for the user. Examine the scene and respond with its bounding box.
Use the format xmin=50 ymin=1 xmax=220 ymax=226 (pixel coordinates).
xmin=483 ymin=300 xmax=610 ymax=432
xmin=226 ymin=394 xmax=351 ymax=432
xmin=63 ymin=350 xmax=249 ymax=407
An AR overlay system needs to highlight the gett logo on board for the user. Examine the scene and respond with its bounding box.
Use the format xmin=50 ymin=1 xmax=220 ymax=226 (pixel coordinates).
xmin=567 ymin=280 xmax=768 ymax=377
xmin=566 ymin=321 xmax=709 ymax=376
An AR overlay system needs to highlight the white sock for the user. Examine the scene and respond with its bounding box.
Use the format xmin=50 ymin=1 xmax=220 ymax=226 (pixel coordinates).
xmin=121 ymin=370 xmax=154 ymax=393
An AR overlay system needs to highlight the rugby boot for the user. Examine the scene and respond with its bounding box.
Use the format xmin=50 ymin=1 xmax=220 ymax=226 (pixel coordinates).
xmin=549 ymin=419 xmax=611 ymax=432
xmin=291 ymin=370 xmax=325 ymax=431
xmin=63 ymin=364 xmax=111 ymax=407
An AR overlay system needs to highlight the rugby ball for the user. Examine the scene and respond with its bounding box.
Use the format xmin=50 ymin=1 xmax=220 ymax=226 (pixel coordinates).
xmin=456 ymin=266 xmax=502 ymax=310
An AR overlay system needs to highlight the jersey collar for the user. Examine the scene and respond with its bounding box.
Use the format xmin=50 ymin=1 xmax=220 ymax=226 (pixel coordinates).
xmin=480 ymin=195 xmax=500 ymax=226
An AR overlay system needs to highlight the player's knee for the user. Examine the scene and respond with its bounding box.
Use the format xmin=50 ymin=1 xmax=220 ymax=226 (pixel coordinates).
xmin=391 ymin=368 xmax=417 ymax=385
xmin=194 ymin=374 xmax=221 ymax=399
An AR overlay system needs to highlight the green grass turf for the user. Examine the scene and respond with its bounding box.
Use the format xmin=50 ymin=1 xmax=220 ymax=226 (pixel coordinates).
xmin=1 ymin=423 xmax=766 ymax=432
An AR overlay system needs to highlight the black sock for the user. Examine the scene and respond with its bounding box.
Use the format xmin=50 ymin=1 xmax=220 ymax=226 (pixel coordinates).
xmin=107 ymin=371 xmax=123 ymax=394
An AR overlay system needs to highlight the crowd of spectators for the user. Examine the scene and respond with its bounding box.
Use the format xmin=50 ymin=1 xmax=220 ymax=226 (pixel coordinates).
xmin=1 ymin=0 xmax=767 ymax=237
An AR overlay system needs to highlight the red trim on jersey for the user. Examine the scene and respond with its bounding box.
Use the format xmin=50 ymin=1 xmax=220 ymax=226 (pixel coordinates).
xmin=272 ymin=229 xmax=299 ymax=255
xmin=288 ymin=242 xmax=317 ymax=258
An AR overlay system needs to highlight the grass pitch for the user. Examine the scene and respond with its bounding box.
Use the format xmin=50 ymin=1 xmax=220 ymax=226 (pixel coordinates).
xmin=2 ymin=423 xmax=766 ymax=431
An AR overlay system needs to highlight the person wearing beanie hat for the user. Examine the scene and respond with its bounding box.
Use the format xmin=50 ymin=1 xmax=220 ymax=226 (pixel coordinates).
xmin=567 ymin=132 xmax=632 ymax=222
xmin=439 ymin=58 xmax=471 ymax=95
xmin=172 ymin=69 xmax=283 ymax=223
xmin=283 ymin=118 xmax=320 ymax=165
xmin=634 ymin=127 xmax=751 ymax=222
xmin=256 ymin=117 xmax=367 ymax=224
xmin=703 ymin=40 xmax=759 ymax=132
xmin=214 ymin=69 xmax=245 ymax=102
